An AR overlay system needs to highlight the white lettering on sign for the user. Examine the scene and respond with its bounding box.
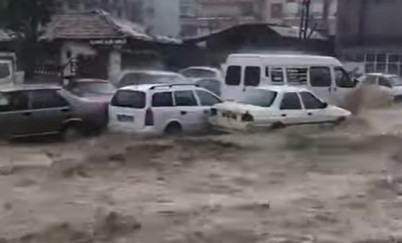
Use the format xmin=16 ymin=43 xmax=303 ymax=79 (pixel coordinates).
xmin=89 ymin=39 xmax=127 ymax=46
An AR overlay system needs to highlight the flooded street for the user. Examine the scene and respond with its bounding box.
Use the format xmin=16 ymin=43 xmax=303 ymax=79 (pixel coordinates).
xmin=0 ymin=106 xmax=401 ymax=242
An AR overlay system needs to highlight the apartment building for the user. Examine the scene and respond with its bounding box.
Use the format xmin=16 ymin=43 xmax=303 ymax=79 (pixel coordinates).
xmin=337 ymin=0 xmax=402 ymax=75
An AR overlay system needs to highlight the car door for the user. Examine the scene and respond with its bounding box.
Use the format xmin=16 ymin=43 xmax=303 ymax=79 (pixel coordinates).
xmin=28 ymin=89 xmax=71 ymax=134
xmin=222 ymin=65 xmax=242 ymax=101
xmin=151 ymin=91 xmax=178 ymax=132
xmin=0 ymin=91 xmax=30 ymax=137
xmin=299 ymin=91 xmax=331 ymax=123
xmin=279 ymin=92 xmax=307 ymax=125
xmin=174 ymin=90 xmax=204 ymax=131
xmin=195 ymin=89 xmax=222 ymax=128
xmin=309 ymin=66 xmax=333 ymax=103
xmin=334 ymin=66 xmax=356 ymax=105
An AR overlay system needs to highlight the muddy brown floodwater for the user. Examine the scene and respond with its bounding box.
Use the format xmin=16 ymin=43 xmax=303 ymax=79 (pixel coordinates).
xmin=2 ymin=105 xmax=402 ymax=243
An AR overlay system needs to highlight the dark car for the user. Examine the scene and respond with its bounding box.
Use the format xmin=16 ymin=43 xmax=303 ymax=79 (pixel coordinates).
xmin=63 ymin=78 xmax=116 ymax=102
xmin=0 ymin=85 xmax=108 ymax=139
xmin=117 ymin=70 xmax=186 ymax=88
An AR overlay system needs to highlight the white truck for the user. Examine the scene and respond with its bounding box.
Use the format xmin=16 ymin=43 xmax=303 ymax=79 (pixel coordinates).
xmin=0 ymin=52 xmax=23 ymax=86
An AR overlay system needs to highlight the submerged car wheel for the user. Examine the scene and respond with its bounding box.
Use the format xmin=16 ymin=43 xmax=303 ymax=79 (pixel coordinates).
xmin=164 ymin=122 xmax=182 ymax=135
xmin=61 ymin=123 xmax=83 ymax=141
xmin=333 ymin=116 xmax=347 ymax=125
xmin=271 ymin=122 xmax=286 ymax=129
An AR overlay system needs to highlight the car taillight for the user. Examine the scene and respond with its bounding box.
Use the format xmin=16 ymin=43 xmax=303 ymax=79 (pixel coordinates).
xmin=210 ymin=108 xmax=217 ymax=116
xmin=145 ymin=108 xmax=154 ymax=126
xmin=241 ymin=113 xmax=254 ymax=122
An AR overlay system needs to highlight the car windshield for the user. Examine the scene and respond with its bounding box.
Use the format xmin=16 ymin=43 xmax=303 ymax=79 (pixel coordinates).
xmin=119 ymin=72 xmax=185 ymax=87
xmin=182 ymin=69 xmax=216 ymax=78
xmin=72 ymin=82 xmax=116 ymax=97
xmin=0 ymin=62 xmax=11 ymax=79
xmin=238 ymin=89 xmax=277 ymax=107
xmin=389 ymin=76 xmax=402 ymax=86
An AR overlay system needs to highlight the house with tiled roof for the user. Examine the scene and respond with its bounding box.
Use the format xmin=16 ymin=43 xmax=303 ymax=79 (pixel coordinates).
xmin=39 ymin=10 xmax=181 ymax=84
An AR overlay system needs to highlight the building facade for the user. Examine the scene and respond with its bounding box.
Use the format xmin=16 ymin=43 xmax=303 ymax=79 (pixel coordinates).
xmin=195 ymin=0 xmax=261 ymax=35
xmin=337 ymin=0 xmax=402 ymax=75
xmin=58 ymin=0 xmax=181 ymax=38
xmin=264 ymin=0 xmax=337 ymax=35
xmin=192 ymin=0 xmax=336 ymax=37
xmin=180 ymin=0 xmax=199 ymax=37
xmin=56 ymin=0 xmax=137 ymax=20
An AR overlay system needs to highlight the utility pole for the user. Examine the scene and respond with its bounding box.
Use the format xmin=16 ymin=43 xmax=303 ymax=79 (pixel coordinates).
xmin=299 ymin=0 xmax=311 ymax=39
xmin=322 ymin=0 xmax=332 ymax=36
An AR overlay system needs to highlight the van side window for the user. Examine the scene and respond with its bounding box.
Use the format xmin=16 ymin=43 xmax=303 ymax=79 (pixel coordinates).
xmin=271 ymin=68 xmax=284 ymax=84
xmin=310 ymin=67 xmax=331 ymax=87
xmin=335 ymin=67 xmax=354 ymax=88
xmin=152 ymin=92 xmax=173 ymax=107
xmin=244 ymin=66 xmax=260 ymax=86
xmin=286 ymin=68 xmax=308 ymax=85
xmin=225 ymin=66 xmax=241 ymax=86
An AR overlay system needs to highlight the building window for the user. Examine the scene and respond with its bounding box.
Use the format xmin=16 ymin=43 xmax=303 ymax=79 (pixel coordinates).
xmin=365 ymin=52 xmax=402 ymax=76
xmin=271 ymin=3 xmax=283 ymax=19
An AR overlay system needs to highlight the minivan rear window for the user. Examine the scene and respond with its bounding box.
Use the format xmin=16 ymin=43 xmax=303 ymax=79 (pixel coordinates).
xmin=111 ymin=90 xmax=146 ymax=108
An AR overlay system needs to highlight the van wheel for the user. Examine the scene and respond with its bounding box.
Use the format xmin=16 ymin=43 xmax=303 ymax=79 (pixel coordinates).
xmin=271 ymin=122 xmax=286 ymax=129
xmin=61 ymin=123 xmax=83 ymax=141
xmin=164 ymin=122 xmax=182 ymax=135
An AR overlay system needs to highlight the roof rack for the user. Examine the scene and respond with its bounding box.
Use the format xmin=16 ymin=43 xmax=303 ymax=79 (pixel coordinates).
xmin=149 ymin=83 xmax=199 ymax=90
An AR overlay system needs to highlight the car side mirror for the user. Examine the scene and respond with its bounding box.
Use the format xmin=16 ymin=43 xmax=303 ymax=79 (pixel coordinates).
xmin=322 ymin=102 xmax=328 ymax=109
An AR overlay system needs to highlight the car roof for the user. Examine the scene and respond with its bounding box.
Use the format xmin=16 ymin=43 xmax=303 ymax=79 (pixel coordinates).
xmin=227 ymin=54 xmax=341 ymax=66
xmin=181 ymin=67 xmax=220 ymax=72
xmin=72 ymin=79 xmax=109 ymax=83
xmin=0 ymin=84 xmax=61 ymax=93
xmin=255 ymin=85 xmax=311 ymax=93
xmin=120 ymin=70 xmax=184 ymax=77
xmin=366 ymin=73 xmax=398 ymax=78
xmin=119 ymin=83 xmax=199 ymax=92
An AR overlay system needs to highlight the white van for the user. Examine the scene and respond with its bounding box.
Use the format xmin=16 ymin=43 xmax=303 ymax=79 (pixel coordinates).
xmin=222 ymin=54 xmax=357 ymax=105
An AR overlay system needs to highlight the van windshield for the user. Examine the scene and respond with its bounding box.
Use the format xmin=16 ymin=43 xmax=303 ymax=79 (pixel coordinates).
xmin=0 ymin=63 xmax=11 ymax=79
xmin=239 ymin=89 xmax=277 ymax=107
xmin=111 ymin=90 xmax=146 ymax=109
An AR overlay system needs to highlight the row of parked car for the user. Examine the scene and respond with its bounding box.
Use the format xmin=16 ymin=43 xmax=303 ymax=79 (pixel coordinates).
xmin=0 ymin=67 xmax=223 ymax=139
xmin=4 ymin=54 xmax=372 ymax=139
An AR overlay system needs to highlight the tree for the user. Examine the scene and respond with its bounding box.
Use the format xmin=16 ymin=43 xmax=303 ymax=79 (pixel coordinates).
xmin=0 ymin=0 xmax=55 ymax=77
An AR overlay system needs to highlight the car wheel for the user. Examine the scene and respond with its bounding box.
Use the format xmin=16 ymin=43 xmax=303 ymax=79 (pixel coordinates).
xmin=61 ymin=123 xmax=83 ymax=141
xmin=271 ymin=122 xmax=286 ymax=129
xmin=164 ymin=122 xmax=182 ymax=135
xmin=333 ymin=117 xmax=346 ymax=125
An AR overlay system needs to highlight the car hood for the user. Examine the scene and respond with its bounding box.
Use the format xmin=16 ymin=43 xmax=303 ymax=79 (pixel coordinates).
xmin=391 ymin=86 xmax=402 ymax=96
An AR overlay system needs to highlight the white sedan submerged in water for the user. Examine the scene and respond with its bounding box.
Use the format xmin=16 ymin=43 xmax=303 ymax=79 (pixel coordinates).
xmin=209 ymin=86 xmax=352 ymax=131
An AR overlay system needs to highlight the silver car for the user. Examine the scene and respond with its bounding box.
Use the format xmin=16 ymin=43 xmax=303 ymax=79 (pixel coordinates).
xmin=0 ymin=85 xmax=108 ymax=139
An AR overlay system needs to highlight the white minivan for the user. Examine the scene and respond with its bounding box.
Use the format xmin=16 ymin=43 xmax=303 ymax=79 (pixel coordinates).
xmin=108 ymin=84 xmax=222 ymax=135
xmin=222 ymin=54 xmax=357 ymax=105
